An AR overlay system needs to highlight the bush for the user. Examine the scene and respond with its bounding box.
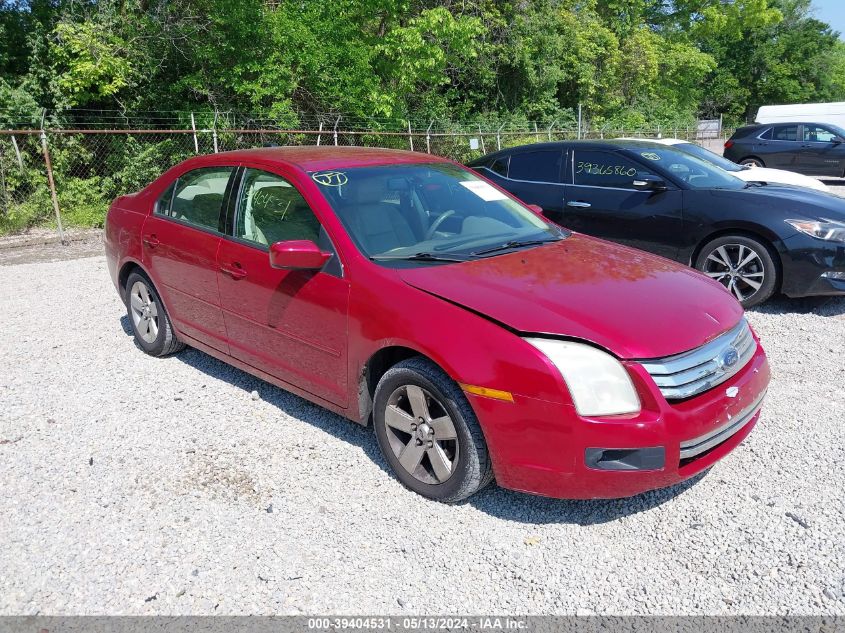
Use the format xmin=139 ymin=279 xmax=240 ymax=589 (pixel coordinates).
xmin=56 ymin=177 xmax=109 ymax=228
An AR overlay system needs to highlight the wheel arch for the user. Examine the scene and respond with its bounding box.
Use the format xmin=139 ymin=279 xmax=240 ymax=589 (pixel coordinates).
xmin=691 ymin=227 xmax=784 ymax=292
xmin=357 ymin=345 xmax=450 ymax=426
xmin=118 ymin=259 xmax=176 ymax=320
xmin=118 ymin=258 xmax=149 ymax=302
xmin=740 ymin=155 xmax=765 ymax=167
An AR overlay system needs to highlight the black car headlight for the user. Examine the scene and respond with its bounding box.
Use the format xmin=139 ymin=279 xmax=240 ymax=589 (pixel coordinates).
xmin=786 ymin=218 xmax=845 ymax=243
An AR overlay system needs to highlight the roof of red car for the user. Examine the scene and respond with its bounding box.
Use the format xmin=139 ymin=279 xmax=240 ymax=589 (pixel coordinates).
xmin=210 ymin=146 xmax=451 ymax=171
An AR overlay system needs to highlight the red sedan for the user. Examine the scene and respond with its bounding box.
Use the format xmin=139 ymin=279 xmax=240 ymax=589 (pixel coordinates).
xmin=104 ymin=147 xmax=770 ymax=502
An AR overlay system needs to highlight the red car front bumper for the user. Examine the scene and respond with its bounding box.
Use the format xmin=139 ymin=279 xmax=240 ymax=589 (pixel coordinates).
xmin=468 ymin=343 xmax=770 ymax=500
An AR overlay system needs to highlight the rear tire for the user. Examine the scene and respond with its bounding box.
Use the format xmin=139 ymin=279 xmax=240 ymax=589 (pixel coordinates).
xmin=694 ymin=235 xmax=778 ymax=308
xmin=740 ymin=157 xmax=765 ymax=168
xmin=373 ymin=357 xmax=494 ymax=503
xmin=125 ymin=271 xmax=186 ymax=357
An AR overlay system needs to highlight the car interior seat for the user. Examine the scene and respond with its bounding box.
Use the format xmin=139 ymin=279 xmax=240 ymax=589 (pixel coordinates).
xmin=348 ymin=178 xmax=418 ymax=254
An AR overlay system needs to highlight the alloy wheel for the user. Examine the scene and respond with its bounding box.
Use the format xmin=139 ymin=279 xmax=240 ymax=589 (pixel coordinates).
xmin=382 ymin=384 xmax=459 ymax=485
xmin=701 ymin=243 xmax=765 ymax=302
xmin=129 ymin=280 xmax=159 ymax=344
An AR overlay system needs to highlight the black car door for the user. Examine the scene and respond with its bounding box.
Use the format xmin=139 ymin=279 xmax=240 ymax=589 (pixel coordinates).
xmin=762 ymin=124 xmax=802 ymax=169
xmin=797 ymin=124 xmax=845 ymax=177
xmin=561 ymin=148 xmax=684 ymax=260
xmin=477 ymin=148 xmax=566 ymax=216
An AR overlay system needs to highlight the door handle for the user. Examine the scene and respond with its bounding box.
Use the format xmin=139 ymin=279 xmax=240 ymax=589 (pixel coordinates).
xmin=142 ymin=234 xmax=160 ymax=248
xmin=566 ymin=201 xmax=592 ymax=208
xmin=220 ymin=263 xmax=247 ymax=280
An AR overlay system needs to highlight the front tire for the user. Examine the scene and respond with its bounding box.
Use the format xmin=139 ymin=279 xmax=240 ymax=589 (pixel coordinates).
xmin=694 ymin=235 xmax=778 ymax=307
xmin=373 ymin=357 xmax=493 ymax=503
xmin=740 ymin=157 xmax=765 ymax=168
xmin=125 ymin=271 xmax=186 ymax=356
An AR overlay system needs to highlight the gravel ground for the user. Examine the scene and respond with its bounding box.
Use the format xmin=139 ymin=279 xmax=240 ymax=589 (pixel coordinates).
xmin=0 ymin=253 xmax=844 ymax=616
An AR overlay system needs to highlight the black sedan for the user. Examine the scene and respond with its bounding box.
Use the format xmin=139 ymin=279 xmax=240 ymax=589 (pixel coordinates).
xmin=724 ymin=122 xmax=845 ymax=177
xmin=467 ymin=140 xmax=845 ymax=307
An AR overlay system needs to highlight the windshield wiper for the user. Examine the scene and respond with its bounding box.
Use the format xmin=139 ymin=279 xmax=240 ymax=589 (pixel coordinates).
xmin=369 ymin=252 xmax=471 ymax=263
xmin=472 ymin=238 xmax=561 ymax=256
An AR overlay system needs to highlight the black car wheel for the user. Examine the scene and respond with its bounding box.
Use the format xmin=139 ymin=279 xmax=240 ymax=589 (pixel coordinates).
xmin=740 ymin=157 xmax=765 ymax=168
xmin=695 ymin=235 xmax=778 ymax=308
xmin=125 ymin=271 xmax=186 ymax=356
xmin=373 ymin=357 xmax=494 ymax=503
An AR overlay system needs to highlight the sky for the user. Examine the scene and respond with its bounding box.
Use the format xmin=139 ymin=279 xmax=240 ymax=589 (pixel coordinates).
xmin=812 ymin=0 xmax=845 ymax=39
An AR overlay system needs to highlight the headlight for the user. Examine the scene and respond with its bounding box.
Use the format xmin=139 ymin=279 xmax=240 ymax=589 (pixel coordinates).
xmin=786 ymin=218 xmax=845 ymax=243
xmin=524 ymin=339 xmax=641 ymax=416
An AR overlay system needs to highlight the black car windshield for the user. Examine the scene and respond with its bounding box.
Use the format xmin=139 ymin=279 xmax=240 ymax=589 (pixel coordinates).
xmin=626 ymin=146 xmax=747 ymax=190
xmin=674 ymin=142 xmax=742 ymax=172
xmin=309 ymin=162 xmax=565 ymax=264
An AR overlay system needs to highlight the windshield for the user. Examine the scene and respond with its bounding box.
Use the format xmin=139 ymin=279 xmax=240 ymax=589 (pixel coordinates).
xmin=626 ymin=146 xmax=747 ymax=190
xmin=310 ymin=162 xmax=565 ymax=264
xmin=674 ymin=142 xmax=742 ymax=172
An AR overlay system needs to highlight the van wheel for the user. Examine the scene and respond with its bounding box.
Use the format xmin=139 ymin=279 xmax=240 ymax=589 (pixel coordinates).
xmin=373 ymin=357 xmax=494 ymax=503
xmin=740 ymin=157 xmax=765 ymax=168
xmin=125 ymin=271 xmax=186 ymax=356
xmin=695 ymin=235 xmax=778 ymax=308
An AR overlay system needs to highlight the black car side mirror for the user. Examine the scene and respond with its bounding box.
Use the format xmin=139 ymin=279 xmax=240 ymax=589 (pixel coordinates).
xmin=632 ymin=175 xmax=668 ymax=192
xmin=833 ymin=138 xmax=844 ymax=145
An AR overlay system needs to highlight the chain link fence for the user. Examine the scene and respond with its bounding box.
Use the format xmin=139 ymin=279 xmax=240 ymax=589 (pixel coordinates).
xmin=0 ymin=116 xmax=734 ymax=239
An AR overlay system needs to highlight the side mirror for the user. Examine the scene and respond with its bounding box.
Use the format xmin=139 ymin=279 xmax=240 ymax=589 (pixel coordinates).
xmin=526 ymin=204 xmax=546 ymax=217
xmin=833 ymin=138 xmax=844 ymax=145
xmin=269 ymin=240 xmax=331 ymax=270
xmin=632 ymin=175 xmax=668 ymax=192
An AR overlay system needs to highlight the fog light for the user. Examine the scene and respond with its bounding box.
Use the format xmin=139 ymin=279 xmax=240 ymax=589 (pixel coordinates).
xmin=821 ymin=271 xmax=845 ymax=280
xmin=585 ymin=447 xmax=665 ymax=471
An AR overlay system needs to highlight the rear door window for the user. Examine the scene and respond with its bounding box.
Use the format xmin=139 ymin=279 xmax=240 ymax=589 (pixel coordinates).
xmin=771 ymin=125 xmax=799 ymax=142
xmin=163 ymin=167 xmax=233 ymax=232
xmin=507 ymin=150 xmax=563 ymax=182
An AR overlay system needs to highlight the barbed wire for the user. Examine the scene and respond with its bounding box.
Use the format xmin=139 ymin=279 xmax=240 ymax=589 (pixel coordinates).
xmin=0 ymin=108 xmax=710 ymax=136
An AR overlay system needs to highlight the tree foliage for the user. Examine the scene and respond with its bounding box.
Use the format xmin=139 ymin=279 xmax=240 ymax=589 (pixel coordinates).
xmin=0 ymin=0 xmax=844 ymax=126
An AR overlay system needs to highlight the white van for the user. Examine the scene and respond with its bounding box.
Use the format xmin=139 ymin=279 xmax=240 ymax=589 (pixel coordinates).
xmin=756 ymin=102 xmax=845 ymax=129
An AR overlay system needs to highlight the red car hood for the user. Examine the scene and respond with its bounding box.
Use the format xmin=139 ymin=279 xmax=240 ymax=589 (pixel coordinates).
xmin=398 ymin=234 xmax=743 ymax=359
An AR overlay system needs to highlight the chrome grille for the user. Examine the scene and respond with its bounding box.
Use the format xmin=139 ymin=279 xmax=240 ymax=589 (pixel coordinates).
xmin=640 ymin=319 xmax=756 ymax=400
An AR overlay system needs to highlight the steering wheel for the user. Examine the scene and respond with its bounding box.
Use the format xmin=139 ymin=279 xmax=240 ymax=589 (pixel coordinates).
xmin=425 ymin=210 xmax=456 ymax=240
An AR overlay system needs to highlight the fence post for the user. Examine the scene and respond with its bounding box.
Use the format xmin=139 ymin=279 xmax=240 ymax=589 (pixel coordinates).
xmin=534 ymin=122 xmax=539 ymax=142
xmin=477 ymin=124 xmax=485 ymax=154
xmin=407 ymin=121 xmax=414 ymax=151
xmin=333 ymin=117 xmax=340 ymax=146
xmin=317 ymin=121 xmax=323 ymax=146
xmin=547 ymin=120 xmax=557 ymax=141
xmin=496 ymin=123 xmax=505 ymax=151
xmin=190 ymin=113 xmax=199 ymax=153
xmin=577 ymin=104 xmax=582 ymax=140
xmin=0 ymin=143 xmax=9 ymax=215
xmin=39 ymin=128 xmax=66 ymax=245
xmin=212 ymin=110 xmax=219 ymax=153
xmin=10 ymin=135 xmax=24 ymax=171
xmin=426 ymin=120 xmax=433 ymax=154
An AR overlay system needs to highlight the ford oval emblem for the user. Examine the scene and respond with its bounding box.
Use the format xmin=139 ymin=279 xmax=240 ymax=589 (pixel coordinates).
xmin=721 ymin=347 xmax=740 ymax=369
